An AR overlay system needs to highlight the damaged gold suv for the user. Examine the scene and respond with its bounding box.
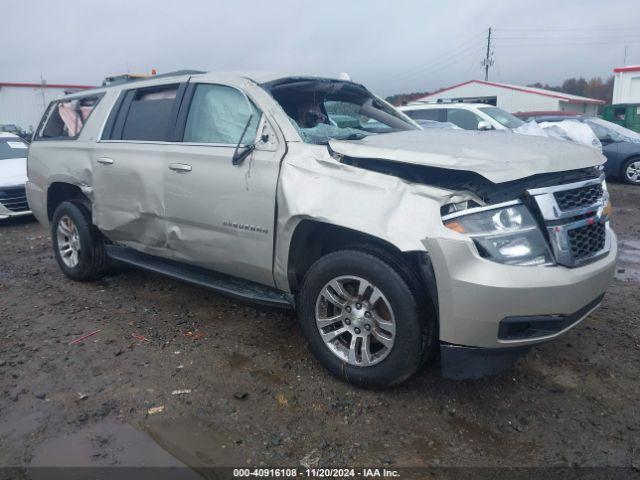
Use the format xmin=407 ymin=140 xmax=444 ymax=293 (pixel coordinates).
xmin=27 ymin=71 xmax=617 ymax=388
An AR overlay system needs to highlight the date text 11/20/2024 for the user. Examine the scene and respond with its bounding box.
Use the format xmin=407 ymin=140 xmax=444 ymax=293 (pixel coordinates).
xmin=232 ymin=468 xmax=400 ymax=477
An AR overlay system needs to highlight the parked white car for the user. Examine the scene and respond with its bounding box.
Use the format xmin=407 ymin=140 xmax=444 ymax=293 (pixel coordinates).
xmin=400 ymin=103 xmax=601 ymax=150
xmin=399 ymin=103 xmax=525 ymax=131
xmin=0 ymin=132 xmax=31 ymax=219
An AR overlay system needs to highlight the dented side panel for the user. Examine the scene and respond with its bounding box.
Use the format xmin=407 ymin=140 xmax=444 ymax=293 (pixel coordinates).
xmin=26 ymin=88 xmax=118 ymax=229
xmin=273 ymin=142 xmax=457 ymax=291
xmin=92 ymin=141 xmax=170 ymax=256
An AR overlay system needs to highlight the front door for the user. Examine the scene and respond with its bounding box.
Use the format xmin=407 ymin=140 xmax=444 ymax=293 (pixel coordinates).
xmin=162 ymin=82 xmax=284 ymax=286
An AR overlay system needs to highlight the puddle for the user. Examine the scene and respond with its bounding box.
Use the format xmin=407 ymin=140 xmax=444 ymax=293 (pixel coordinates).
xmin=28 ymin=420 xmax=203 ymax=480
xmin=0 ymin=410 xmax=44 ymax=441
xmin=226 ymin=352 xmax=251 ymax=369
xmin=140 ymin=416 xmax=247 ymax=471
xmin=249 ymin=368 xmax=284 ymax=386
xmin=226 ymin=352 xmax=284 ymax=386
xmin=615 ymin=236 xmax=640 ymax=284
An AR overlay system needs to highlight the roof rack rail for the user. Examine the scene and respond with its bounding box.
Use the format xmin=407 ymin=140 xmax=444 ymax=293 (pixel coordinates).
xmin=102 ymin=70 xmax=205 ymax=86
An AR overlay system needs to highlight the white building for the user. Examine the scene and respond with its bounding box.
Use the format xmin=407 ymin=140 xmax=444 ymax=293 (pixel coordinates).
xmin=0 ymin=82 xmax=94 ymax=134
xmin=415 ymin=79 xmax=604 ymax=115
xmin=612 ymin=66 xmax=640 ymax=104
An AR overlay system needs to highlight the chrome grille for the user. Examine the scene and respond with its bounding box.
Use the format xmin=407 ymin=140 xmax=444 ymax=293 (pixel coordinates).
xmin=528 ymin=176 xmax=610 ymax=268
xmin=554 ymin=183 xmax=603 ymax=211
xmin=0 ymin=186 xmax=30 ymax=213
xmin=568 ymin=222 xmax=606 ymax=260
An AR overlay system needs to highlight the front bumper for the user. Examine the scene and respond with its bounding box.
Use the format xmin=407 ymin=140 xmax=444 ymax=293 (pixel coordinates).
xmin=425 ymin=229 xmax=617 ymax=350
xmin=440 ymin=343 xmax=531 ymax=380
xmin=439 ymin=294 xmax=604 ymax=379
xmin=0 ymin=202 xmax=31 ymax=219
xmin=0 ymin=184 xmax=32 ymax=219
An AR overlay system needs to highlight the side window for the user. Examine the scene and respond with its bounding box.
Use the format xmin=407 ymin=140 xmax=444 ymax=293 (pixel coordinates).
xmin=613 ymin=107 xmax=627 ymax=121
xmin=445 ymin=109 xmax=483 ymax=130
xmin=37 ymin=95 xmax=102 ymax=140
xmin=406 ymin=109 xmax=442 ymax=121
xmin=585 ymin=120 xmax=614 ymax=142
xmin=183 ymin=84 xmax=260 ymax=144
xmin=120 ymin=85 xmax=179 ymax=141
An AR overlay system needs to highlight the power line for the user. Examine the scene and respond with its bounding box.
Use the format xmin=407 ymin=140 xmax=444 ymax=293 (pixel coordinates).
xmin=391 ymin=30 xmax=486 ymax=81
xmin=393 ymin=40 xmax=484 ymax=82
xmin=494 ymin=39 xmax=640 ymax=47
xmin=494 ymin=35 xmax=640 ymax=40
xmin=494 ymin=27 xmax=640 ymax=32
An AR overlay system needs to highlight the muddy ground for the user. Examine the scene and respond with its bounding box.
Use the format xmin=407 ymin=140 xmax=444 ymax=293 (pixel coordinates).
xmin=0 ymin=183 xmax=639 ymax=479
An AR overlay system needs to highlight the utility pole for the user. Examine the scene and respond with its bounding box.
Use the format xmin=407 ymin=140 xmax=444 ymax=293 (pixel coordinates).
xmin=481 ymin=27 xmax=494 ymax=81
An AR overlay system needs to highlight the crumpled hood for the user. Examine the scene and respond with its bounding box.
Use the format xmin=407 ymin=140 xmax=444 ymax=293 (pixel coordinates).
xmin=329 ymin=129 xmax=605 ymax=183
xmin=0 ymin=157 xmax=27 ymax=188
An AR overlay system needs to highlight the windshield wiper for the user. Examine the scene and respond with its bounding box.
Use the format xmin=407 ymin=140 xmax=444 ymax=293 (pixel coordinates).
xmin=328 ymin=133 xmax=368 ymax=141
xmin=343 ymin=133 xmax=367 ymax=140
xmin=232 ymin=114 xmax=256 ymax=166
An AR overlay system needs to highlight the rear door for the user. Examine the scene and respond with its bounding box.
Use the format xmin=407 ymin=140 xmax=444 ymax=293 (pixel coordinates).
xmin=161 ymin=81 xmax=285 ymax=286
xmin=93 ymin=82 xmax=186 ymax=255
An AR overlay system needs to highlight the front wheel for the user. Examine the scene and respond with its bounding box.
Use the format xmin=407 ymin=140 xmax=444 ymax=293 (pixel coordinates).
xmin=298 ymin=249 xmax=434 ymax=389
xmin=622 ymin=157 xmax=640 ymax=185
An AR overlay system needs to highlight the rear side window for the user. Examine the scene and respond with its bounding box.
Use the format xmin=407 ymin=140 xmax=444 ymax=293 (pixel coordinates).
xmin=37 ymin=95 xmax=102 ymax=140
xmin=406 ymin=109 xmax=442 ymax=121
xmin=120 ymin=86 xmax=179 ymax=141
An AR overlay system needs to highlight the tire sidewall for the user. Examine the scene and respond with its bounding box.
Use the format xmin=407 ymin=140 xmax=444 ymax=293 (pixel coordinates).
xmin=622 ymin=158 xmax=640 ymax=185
xmin=51 ymin=202 xmax=99 ymax=280
xmin=299 ymin=250 xmax=426 ymax=389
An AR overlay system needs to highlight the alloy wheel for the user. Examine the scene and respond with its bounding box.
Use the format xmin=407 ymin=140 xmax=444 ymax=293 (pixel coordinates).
xmin=315 ymin=275 xmax=396 ymax=367
xmin=56 ymin=215 xmax=81 ymax=268
xmin=626 ymin=161 xmax=640 ymax=184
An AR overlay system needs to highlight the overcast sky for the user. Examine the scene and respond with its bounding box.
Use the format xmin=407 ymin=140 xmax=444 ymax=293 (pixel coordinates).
xmin=2 ymin=0 xmax=640 ymax=96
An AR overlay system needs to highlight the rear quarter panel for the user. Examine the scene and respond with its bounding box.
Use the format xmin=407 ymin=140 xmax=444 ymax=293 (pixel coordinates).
xmin=26 ymin=89 xmax=118 ymax=226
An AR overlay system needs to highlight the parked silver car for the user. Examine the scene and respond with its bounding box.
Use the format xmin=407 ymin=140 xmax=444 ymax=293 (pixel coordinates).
xmin=0 ymin=132 xmax=31 ymax=219
xmin=26 ymin=72 xmax=617 ymax=388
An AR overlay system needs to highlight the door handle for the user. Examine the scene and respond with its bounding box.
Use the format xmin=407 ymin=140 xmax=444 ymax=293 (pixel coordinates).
xmin=97 ymin=157 xmax=114 ymax=165
xmin=169 ymin=163 xmax=192 ymax=173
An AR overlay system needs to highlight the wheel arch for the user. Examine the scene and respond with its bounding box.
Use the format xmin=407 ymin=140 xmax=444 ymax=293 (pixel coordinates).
xmin=285 ymin=220 xmax=438 ymax=319
xmin=47 ymin=182 xmax=90 ymax=220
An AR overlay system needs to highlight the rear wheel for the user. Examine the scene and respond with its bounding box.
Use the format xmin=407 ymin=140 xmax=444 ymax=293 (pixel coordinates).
xmin=298 ymin=249 xmax=434 ymax=389
xmin=51 ymin=201 xmax=107 ymax=281
xmin=622 ymin=157 xmax=640 ymax=185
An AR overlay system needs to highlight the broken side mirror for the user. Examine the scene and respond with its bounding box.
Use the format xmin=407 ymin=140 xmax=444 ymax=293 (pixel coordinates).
xmin=477 ymin=121 xmax=493 ymax=131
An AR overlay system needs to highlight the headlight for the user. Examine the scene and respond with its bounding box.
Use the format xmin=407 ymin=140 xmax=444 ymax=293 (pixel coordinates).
xmin=443 ymin=204 xmax=554 ymax=266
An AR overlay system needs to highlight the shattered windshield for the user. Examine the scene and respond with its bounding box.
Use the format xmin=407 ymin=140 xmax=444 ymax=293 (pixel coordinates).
xmin=262 ymin=78 xmax=417 ymax=144
xmin=478 ymin=106 xmax=524 ymax=129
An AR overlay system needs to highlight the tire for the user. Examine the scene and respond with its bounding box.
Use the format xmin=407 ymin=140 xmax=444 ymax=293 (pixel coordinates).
xmin=298 ymin=249 xmax=435 ymax=389
xmin=51 ymin=201 xmax=107 ymax=281
xmin=621 ymin=157 xmax=640 ymax=185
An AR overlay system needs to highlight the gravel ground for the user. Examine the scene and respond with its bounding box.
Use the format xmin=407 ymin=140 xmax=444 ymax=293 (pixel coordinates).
xmin=0 ymin=183 xmax=638 ymax=478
